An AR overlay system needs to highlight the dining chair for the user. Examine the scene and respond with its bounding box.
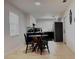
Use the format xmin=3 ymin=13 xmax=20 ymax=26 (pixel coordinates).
xmin=42 ymin=39 xmax=50 ymax=53
xmin=40 ymin=35 xmax=50 ymax=54
xmin=24 ymin=33 xmax=33 ymax=53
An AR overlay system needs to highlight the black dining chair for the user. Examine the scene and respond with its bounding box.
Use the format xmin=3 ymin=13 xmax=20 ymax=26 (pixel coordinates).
xmin=40 ymin=35 xmax=50 ymax=54
xmin=42 ymin=39 xmax=50 ymax=53
xmin=24 ymin=33 xmax=33 ymax=53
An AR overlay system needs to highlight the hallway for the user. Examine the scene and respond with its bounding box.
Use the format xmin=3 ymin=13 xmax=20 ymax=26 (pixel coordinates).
xmin=5 ymin=41 xmax=74 ymax=59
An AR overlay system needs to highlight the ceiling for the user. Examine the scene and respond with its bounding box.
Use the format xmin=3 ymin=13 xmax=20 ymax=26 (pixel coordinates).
xmin=5 ymin=0 xmax=73 ymax=19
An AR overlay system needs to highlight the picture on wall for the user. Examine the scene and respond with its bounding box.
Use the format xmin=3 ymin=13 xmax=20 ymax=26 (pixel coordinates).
xmin=69 ymin=9 xmax=72 ymax=24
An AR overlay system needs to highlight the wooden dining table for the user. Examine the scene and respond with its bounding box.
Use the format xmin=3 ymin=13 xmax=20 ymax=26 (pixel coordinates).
xmin=28 ymin=34 xmax=48 ymax=54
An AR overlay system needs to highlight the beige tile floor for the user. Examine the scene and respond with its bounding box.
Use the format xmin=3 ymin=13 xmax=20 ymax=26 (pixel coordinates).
xmin=5 ymin=41 xmax=75 ymax=59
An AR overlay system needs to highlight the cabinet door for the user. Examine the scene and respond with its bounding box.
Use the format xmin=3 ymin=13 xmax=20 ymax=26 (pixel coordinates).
xmin=54 ymin=22 xmax=63 ymax=42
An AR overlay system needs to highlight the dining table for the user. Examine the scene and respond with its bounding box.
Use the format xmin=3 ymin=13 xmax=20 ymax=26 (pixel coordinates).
xmin=28 ymin=34 xmax=48 ymax=54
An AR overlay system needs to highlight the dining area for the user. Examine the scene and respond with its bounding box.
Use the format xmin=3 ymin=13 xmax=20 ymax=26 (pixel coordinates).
xmin=24 ymin=24 xmax=53 ymax=55
xmin=5 ymin=20 xmax=74 ymax=59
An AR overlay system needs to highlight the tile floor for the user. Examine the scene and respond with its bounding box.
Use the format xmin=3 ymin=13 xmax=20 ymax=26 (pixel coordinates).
xmin=5 ymin=41 xmax=75 ymax=59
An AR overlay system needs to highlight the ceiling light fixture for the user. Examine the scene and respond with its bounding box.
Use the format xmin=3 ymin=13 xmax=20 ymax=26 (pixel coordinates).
xmin=63 ymin=0 xmax=66 ymax=3
xmin=35 ymin=2 xmax=40 ymax=6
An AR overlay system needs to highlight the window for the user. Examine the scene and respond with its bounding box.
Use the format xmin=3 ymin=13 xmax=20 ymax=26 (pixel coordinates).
xmin=9 ymin=11 xmax=19 ymax=36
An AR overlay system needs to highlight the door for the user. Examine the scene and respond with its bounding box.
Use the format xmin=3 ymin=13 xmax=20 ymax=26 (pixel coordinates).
xmin=54 ymin=22 xmax=63 ymax=42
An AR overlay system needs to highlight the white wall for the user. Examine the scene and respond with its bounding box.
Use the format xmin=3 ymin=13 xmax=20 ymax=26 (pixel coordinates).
xmin=26 ymin=14 xmax=36 ymax=27
xmin=63 ymin=2 xmax=75 ymax=52
xmin=36 ymin=18 xmax=59 ymax=32
xmin=4 ymin=1 xmax=27 ymax=55
xmin=36 ymin=16 xmax=63 ymax=32
xmin=36 ymin=20 xmax=54 ymax=32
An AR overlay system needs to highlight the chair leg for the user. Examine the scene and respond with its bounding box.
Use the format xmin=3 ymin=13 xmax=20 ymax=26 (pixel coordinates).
xmin=25 ymin=44 xmax=28 ymax=53
xmin=40 ymin=46 xmax=43 ymax=55
xmin=32 ymin=44 xmax=37 ymax=52
xmin=47 ymin=44 xmax=50 ymax=53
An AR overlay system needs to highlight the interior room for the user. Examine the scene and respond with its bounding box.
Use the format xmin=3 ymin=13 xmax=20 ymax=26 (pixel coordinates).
xmin=4 ymin=0 xmax=75 ymax=59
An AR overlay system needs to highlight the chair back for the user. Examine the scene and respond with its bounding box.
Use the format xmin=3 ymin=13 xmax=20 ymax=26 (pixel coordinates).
xmin=24 ymin=34 xmax=27 ymax=44
xmin=24 ymin=33 xmax=33 ymax=44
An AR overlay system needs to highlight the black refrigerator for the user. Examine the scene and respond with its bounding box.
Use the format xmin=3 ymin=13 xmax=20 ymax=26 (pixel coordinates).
xmin=54 ymin=22 xmax=63 ymax=42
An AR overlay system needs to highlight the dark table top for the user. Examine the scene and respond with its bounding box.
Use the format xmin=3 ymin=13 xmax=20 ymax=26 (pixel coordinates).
xmin=28 ymin=34 xmax=48 ymax=37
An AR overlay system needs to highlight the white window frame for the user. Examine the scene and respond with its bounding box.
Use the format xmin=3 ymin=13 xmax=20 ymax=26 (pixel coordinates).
xmin=9 ymin=11 xmax=19 ymax=36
